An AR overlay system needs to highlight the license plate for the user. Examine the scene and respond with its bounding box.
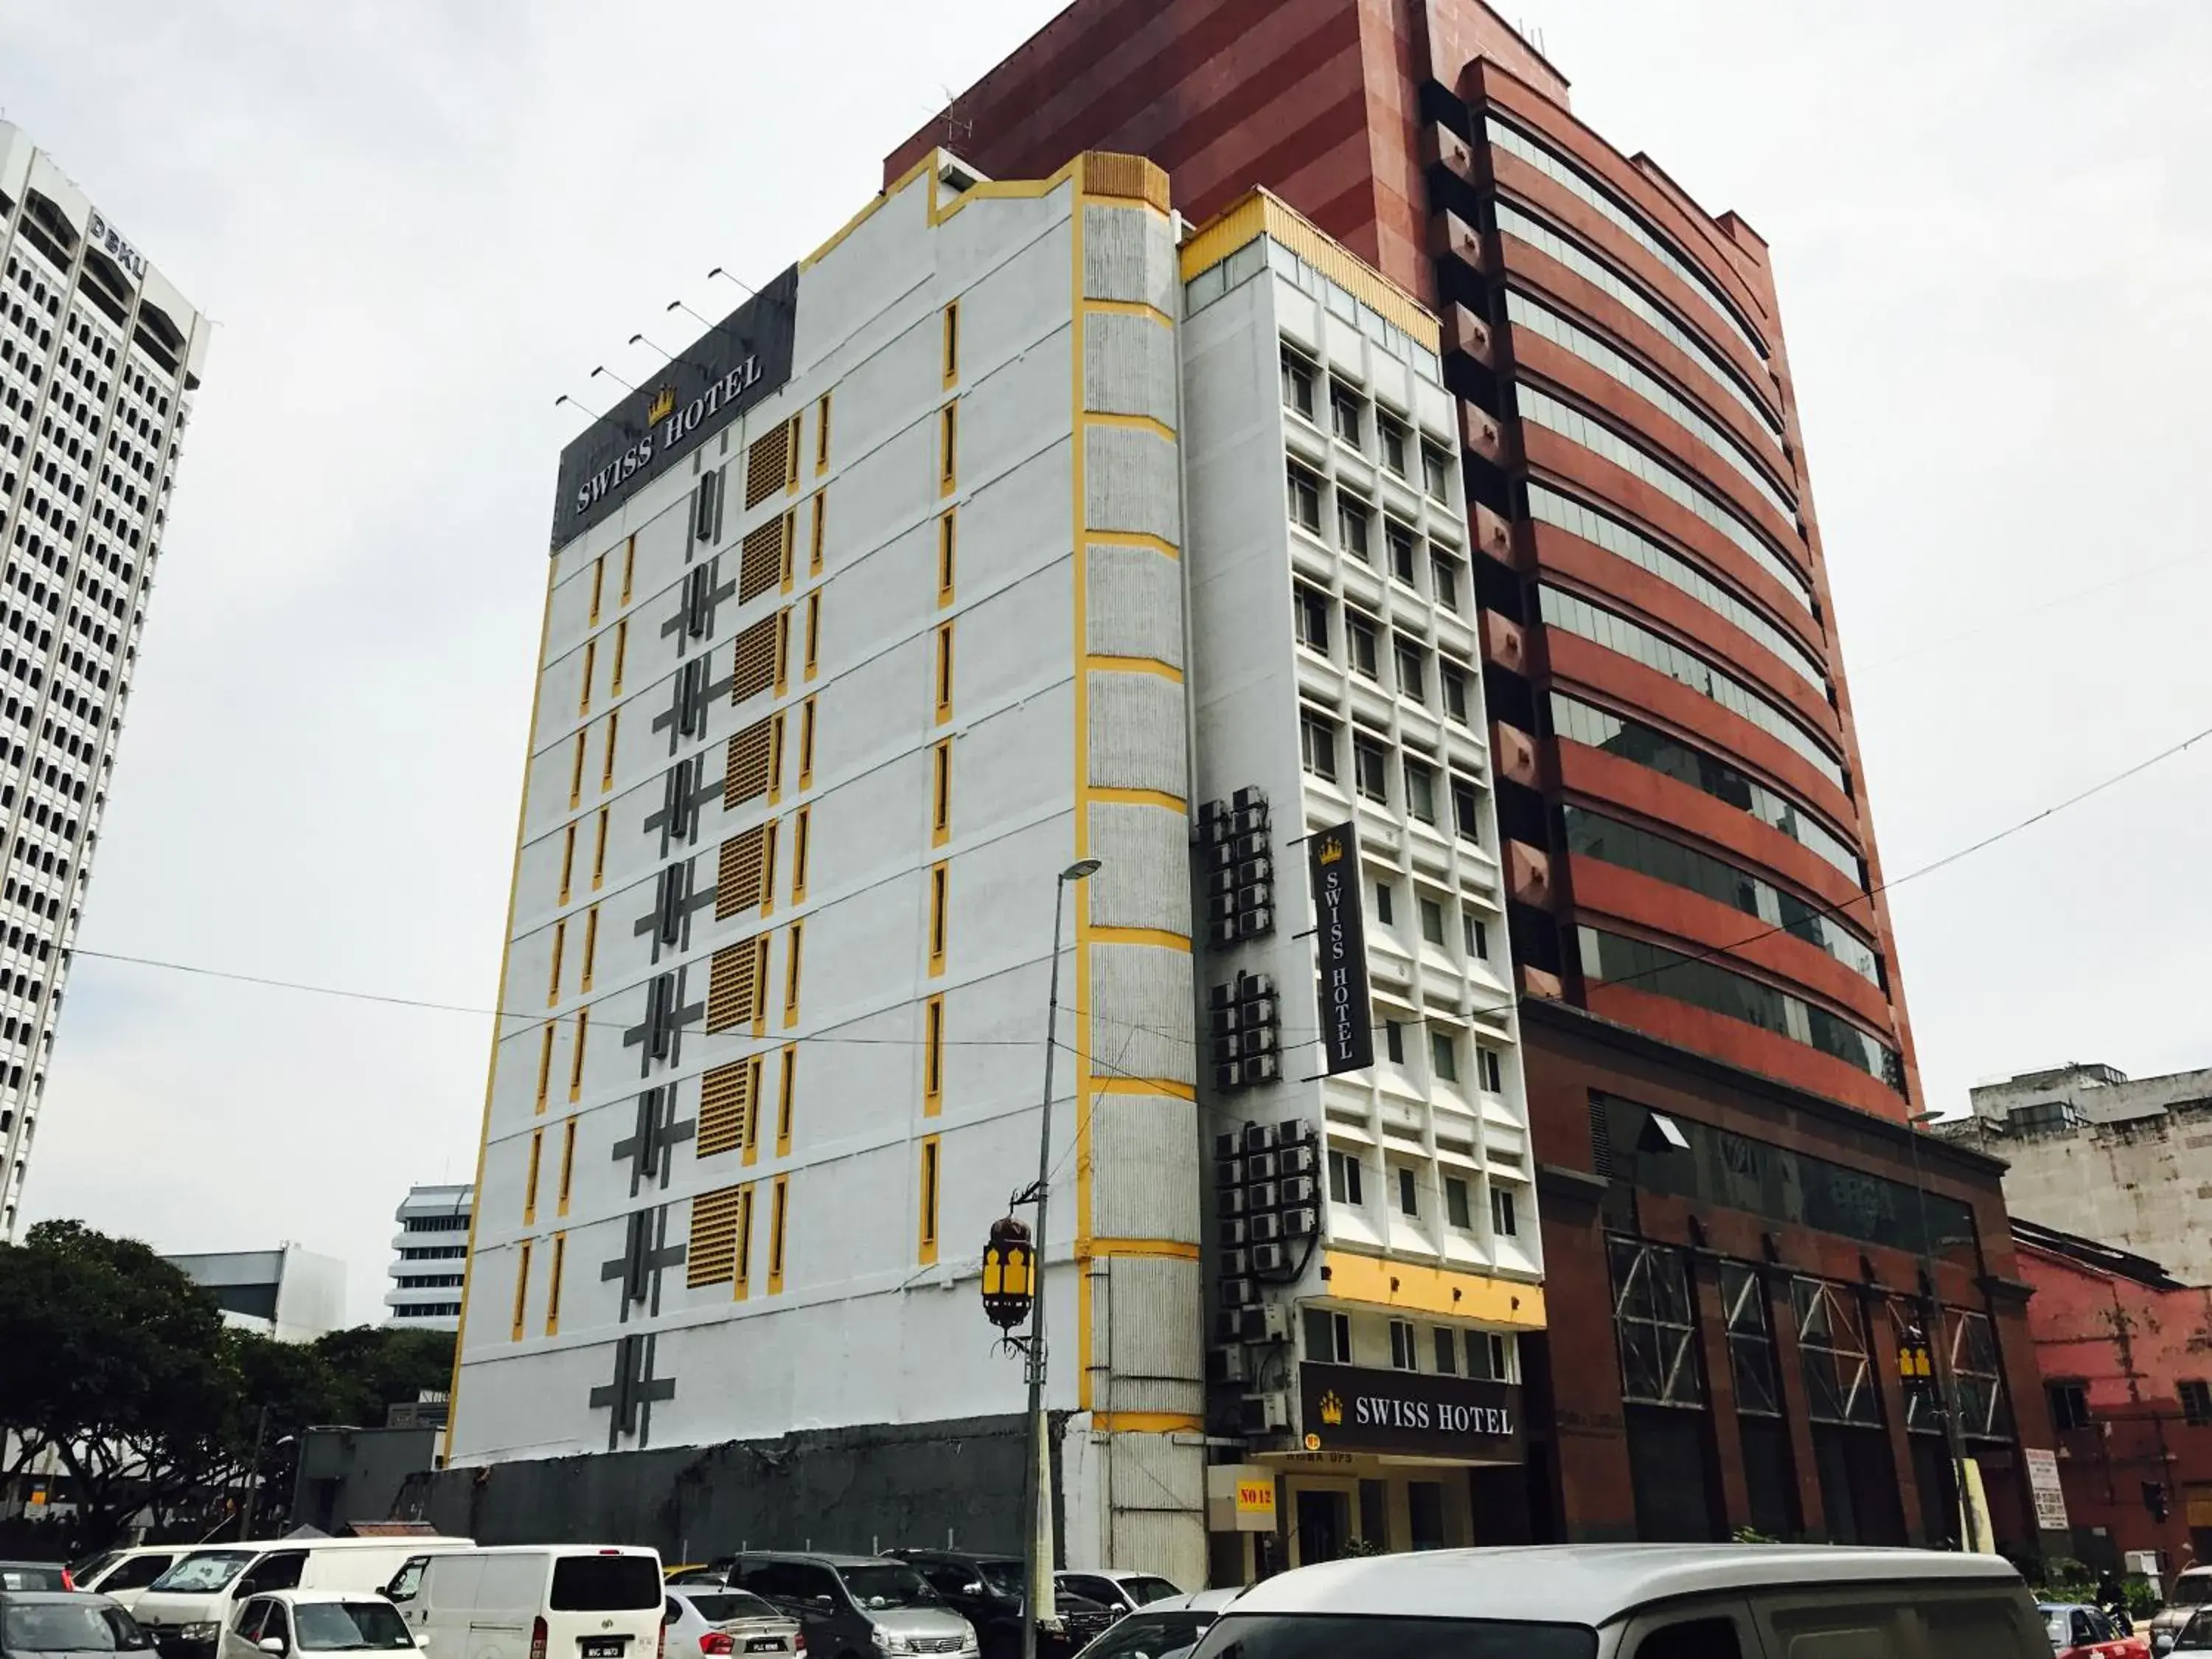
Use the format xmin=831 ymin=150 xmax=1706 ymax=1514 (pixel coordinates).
xmin=582 ymin=1643 xmax=626 ymax=1657
xmin=744 ymin=1642 xmax=783 ymax=1652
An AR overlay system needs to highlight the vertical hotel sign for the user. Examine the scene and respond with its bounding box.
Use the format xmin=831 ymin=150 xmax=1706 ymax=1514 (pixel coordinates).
xmin=1308 ymin=821 xmax=1373 ymax=1073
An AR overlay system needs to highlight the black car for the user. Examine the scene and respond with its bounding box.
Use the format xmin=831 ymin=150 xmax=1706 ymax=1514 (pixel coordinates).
xmin=0 ymin=1590 xmax=151 ymax=1659
xmin=883 ymin=1552 xmax=1113 ymax=1659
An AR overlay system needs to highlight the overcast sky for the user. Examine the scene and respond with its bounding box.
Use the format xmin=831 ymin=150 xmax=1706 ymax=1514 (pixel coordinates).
xmin=7 ymin=0 xmax=2207 ymax=1322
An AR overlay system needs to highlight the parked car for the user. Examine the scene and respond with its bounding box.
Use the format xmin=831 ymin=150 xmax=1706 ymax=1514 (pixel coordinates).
xmin=707 ymin=1554 xmax=975 ymax=1659
xmin=1067 ymin=1590 xmax=1239 ymax=1659
xmin=0 ymin=1590 xmax=150 ymax=1657
xmin=661 ymin=1588 xmax=800 ymax=1658
xmin=1178 ymin=1544 xmax=2049 ymax=1658
xmin=0 ymin=1570 xmax=70 ymax=1596
xmin=881 ymin=1551 xmax=1110 ymax=1659
xmin=220 ymin=1591 xmax=415 ymax=1659
xmin=2042 ymin=1601 xmax=2149 ymax=1659
xmin=71 ymin=1553 xmax=185 ymax=1613
xmin=2164 ymin=1608 xmax=2212 ymax=1656
xmin=136 ymin=1540 xmax=471 ymax=1659
xmin=390 ymin=1546 xmax=663 ymax=1659
xmin=1052 ymin=1576 xmax=1184 ymax=1621
xmin=2154 ymin=1571 xmax=2212 ymax=1655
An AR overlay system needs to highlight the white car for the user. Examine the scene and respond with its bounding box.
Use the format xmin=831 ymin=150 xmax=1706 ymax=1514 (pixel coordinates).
xmin=1053 ymin=1575 xmax=1188 ymax=1620
xmin=221 ymin=1590 xmax=417 ymax=1659
xmin=662 ymin=1587 xmax=802 ymax=1658
xmin=73 ymin=1548 xmax=190 ymax=1611
xmin=1068 ymin=1591 xmax=1241 ymax=1659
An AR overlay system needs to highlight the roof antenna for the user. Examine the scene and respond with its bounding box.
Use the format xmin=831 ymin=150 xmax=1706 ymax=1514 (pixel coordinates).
xmin=939 ymin=85 xmax=973 ymax=149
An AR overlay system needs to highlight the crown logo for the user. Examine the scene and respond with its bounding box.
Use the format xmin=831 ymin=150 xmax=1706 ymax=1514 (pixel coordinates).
xmin=1318 ymin=1391 xmax=1343 ymax=1427
xmin=1317 ymin=837 xmax=1344 ymax=866
xmin=647 ymin=383 xmax=677 ymax=425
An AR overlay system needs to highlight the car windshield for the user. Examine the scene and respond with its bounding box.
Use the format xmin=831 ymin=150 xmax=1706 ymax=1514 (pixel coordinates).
xmin=151 ymin=1551 xmax=259 ymax=1593
xmin=973 ymin=1563 xmax=1022 ymax=1597
xmin=2042 ymin=1609 xmax=2070 ymax=1646
xmin=72 ymin=1554 xmax=122 ymax=1587
xmin=1082 ymin=1613 xmax=1214 ymax=1659
xmin=1121 ymin=1580 xmax=1185 ymax=1609
xmin=4 ymin=1605 xmax=128 ymax=1652
xmin=1187 ymin=1614 xmax=1596 ymax=1659
xmin=2178 ymin=1577 xmax=2212 ymax=1609
xmin=2179 ymin=1610 xmax=2212 ymax=1649
xmin=836 ymin=1566 xmax=938 ymax=1610
xmin=295 ymin=1603 xmax=414 ymax=1651
xmin=683 ymin=1595 xmax=779 ymax=1625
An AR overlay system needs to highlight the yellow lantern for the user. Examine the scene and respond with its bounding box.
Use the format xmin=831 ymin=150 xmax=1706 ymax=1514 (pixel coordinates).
xmin=981 ymin=1215 xmax=1034 ymax=1330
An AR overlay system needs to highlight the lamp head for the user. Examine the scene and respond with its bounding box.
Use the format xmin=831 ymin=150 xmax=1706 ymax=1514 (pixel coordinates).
xmin=1061 ymin=858 xmax=1102 ymax=882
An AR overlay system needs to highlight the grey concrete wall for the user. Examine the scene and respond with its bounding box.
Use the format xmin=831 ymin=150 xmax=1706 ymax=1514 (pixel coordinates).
xmin=293 ymin=1427 xmax=441 ymax=1534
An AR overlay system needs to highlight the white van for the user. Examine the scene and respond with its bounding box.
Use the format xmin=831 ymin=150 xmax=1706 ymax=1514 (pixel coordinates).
xmin=392 ymin=1546 xmax=664 ymax=1659
xmin=134 ymin=1537 xmax=474 ymax=1659
xmin=1182 ymin=1543 xmax=2048 ymax=1658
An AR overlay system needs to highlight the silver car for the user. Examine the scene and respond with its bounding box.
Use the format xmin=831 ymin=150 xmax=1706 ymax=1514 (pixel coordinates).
xmin=663 ymin=1590 xmax=800 ymax=1658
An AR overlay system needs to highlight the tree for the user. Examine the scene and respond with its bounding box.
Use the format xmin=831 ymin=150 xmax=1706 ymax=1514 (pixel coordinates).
xmin=310 ymin=1326 xmax=455 ymax=1429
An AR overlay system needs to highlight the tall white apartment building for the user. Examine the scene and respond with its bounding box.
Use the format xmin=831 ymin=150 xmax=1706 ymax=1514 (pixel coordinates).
xmin=388 ymin=1181 xmax=473 ymax=1328
xmin=0 ymin=126 xmax=207 ymax=1234
xmin=447 ymin=152 xmax=1537 ymax=1583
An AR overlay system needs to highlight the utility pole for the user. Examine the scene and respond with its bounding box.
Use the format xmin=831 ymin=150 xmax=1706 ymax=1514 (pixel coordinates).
xmin=236 ymin=1404 xmax=270 ymax=1541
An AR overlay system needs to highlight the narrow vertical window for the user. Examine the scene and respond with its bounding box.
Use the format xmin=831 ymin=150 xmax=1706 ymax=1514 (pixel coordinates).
xmin=591 ymin=807 xmax=609 ymax=888
xmin=810 ymin=490 xmax=826 ymax=574
xmin=799 ymin=698 xmax=817 ymax=789
xmin=815 ymin=393 xmax=832 ymax=473
xmin=568 ymin=1010 xmax=588 ymax=1101
xmin=611 ymin=619 xmax=628 ymax=695
xmin=742 ymin=1053 xmax=766 ymax=1162
xmin=939 ymin=403 xmax=957 ymax=495
xmin=776 ymin=1045 xmax=796 ymax=1156
xmin=589 ymin=555 xmax=606 ymax=625
xmin=775 ymin=607 xmax=792 ymax=696
xmin=557 ymin=1118 xmax=577 ymax=1216
xmin=734 ymin=1184 xmax=756 ymax=1300
xmin=580 ymin=905 xmax=599 ymax=992
xmin=918 ymin=1135 xmax=942 ymax=1264
xmin=768 ymin=711 xmax=787 ymax=804
xmin=759 ymin=818 xmax=779 ymax=917
xmin=779 ymin=509 xmax=796 ymax=594
xmin=535 ymin=1023 xmax=554 ymax=1112
xmin=931 ymin=739 xmax=952 ymax=845
xmin=928 ymin=862 xmax=948 ymax=976
xmin=578 ymin=640 xmax=596 ymax=716
xmin=558 ymin=823 xmax=577 ymax=905
xmin=619 ymin=535 xmax=636 ymax=605
xmin=601 ymin=712 xmax=619 ymax=791
xmin=524 ymin=1128 xmax=543 ymax=1223
xmin=942 ymin=302 xmax=960 ymax=385
xmin=934 ymin=622 xmax=953 ymax=723
xmin=783 ymin=920 xmax=803 ymax=1026
xmin=544 ymin=1233 xmax=566 ymax=1335
xmin=785 ymin=414 xmax=803 ymax=492
xmin=568 ymin=731 xmax=587 ymax=808
xmin=768 ymin=1174 xmax=790 ymax=1293
xmin=510 ymin=1239 xmax=533 ymax=1341
xmin=751 ymin=936 xmax=773 ymax=1037
xmin=791 ymin=807 xmax=811 ymax=902
xmin=936 ymin=510 xmax=955 ymax=606
xmin=546 ymin=919 xmax=566 ymax=1006
xmin=804 ymin=593 xmax=820 ymax=681
xmin=923 ymin=995 xmax=944 ymax=1116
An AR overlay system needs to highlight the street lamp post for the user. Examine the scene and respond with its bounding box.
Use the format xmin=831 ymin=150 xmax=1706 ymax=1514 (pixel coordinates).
xmin=1016 ymin=858 xmax=1099 ymax=1659
xmin=1905 ymin=1107 xmax=1984 ymax=1554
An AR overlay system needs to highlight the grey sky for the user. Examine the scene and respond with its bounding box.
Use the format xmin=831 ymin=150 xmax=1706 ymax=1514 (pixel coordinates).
xmin=6 ymin=1 xmax=2206 ymax=1323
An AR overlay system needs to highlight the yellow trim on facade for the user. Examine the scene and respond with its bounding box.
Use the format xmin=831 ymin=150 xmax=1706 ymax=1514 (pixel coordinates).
xmin=1085 ymin=530 xmax=1178 ymax=557
xmin=1070 ymin=172 xmax=1097 ymax=1414
xmin=1321 ymin=1250 xmax=1548 ymax=1330
xmin=1180 ymin=188 xmax=1441 ymax=352
xmin=1085 ymin=1237 xmax=1200 ymax=1261
xmin=1085 ymin=411 xmax=1175 ymax=442
xmin=1087 ymin=785 xmax=1186 ymax=813
xmin=1082 ymin=299 xmax=1174 ymax=327
xmin=1089 ymin=925 xmax=1193 ymax=953
xmin=1093 ymin=1075 xmax=1197 ymax=1102
xmin=1088 ymin=1411 xmax=1203 ymax=1434
xmin=1085 ymin=654 xmax=1183 ymax=684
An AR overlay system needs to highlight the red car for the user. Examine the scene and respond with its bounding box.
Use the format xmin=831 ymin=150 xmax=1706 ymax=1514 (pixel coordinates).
xmin=2040 ymin=1602 xmax=2149 ymax=1658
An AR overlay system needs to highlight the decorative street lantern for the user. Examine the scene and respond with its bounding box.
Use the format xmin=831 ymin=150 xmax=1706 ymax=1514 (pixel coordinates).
xmin=1897 ymin=1327 xmax=1935 ymax=1382
xmin=981 ymin=1215 xmax=1035 ymax=1332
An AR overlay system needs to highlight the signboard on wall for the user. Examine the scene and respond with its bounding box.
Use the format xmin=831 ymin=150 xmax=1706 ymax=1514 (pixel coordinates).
xmin=2025 ymin=1447 xmax=2069 ymax=1531
xmin=1298 ymin=1363 xmax=1524 ymax=1462
xmin=1307 ymin=821 xmax=1372 ymax=1074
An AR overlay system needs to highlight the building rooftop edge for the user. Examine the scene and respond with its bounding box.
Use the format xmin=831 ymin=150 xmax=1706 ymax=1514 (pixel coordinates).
xmin=1179 ymin=187 xmax=1441 ymax=352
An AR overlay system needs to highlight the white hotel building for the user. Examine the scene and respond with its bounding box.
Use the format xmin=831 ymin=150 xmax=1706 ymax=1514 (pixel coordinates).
xmin=449 ymin=150 xmax=1541 ymax=1582
xmin=0 ymin=125 xmax=206 ymax=1234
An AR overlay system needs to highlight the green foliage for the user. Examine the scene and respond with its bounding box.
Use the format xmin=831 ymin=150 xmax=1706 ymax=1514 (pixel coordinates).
xmin=1731 ymin=1526 xmax=1781 ymax=1544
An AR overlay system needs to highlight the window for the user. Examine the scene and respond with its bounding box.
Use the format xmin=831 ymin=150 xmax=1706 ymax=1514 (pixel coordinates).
xmin=1352 ymin=735 xmax=1388 ymax=801
xmin=1433 ymin=1326 xmax=1459 ymax=1374
xmin=1792 ymin=1276 xmax=1879 ymax=1425
xmin=810 ymin=493 xmax=827 ymax=575
xmin=1445 ymin=1177 xmax=1472 ymax=1229
xmin=1492 ymin=1186 xmax=1517 ymax=1237
xmin=922 ymin=995 xmax=944 ymax=1114
xmin=1329 ymin=380 xmax=1363 ymax=446
xmin=1384 ymin=1020 xmax=1405 ymax=1064
xmin=938 ymin=403 xmax=957 ymax=493
xmin=776 ymin=1047 xmax=796 ymax=1155
xmin=1421 ymin=441 xmax=1452 ymax=501
xmin=524 ymin=1128 xmax=543 ymax=1222
xmin=1374 ymin=880 xmax=1394 ymax=925
xmin=1631 ymin=1618 xmax=1745 ymax=1659
xmin=936 ymin=509 xmax=955 ymax=602
xmin=791 ymin=807 xmax=810 ymax=901
xmin=1397 ymin=1165 xmax=1419 ymax=1217
xmin=1379 ymin=412 xmax=1409 ymax=476
xmin=557 ymin=1119 xmax=577 ymax=1214
xmin=1337 ymin=492 xmax=1372 ymax=562
xmin=509 ymin=1239 xmax=532 ymax=1340
xmin=1429 ymin=1030 xmax=1458 ymax=1083
xmin=1394 ymin=637 xmax=1425 ymax=703
xmin=928 ymin=863 xmax=948 ymax=974
xmin=1418 ymin=897 xmax=1445 ymax=945
xmin=767 ymin=1173 xmax=789 ymax=1293
xmin=815 ymin=392 xmax=832 ymax=471
xmin=1469 ymin=1330 xmax=1512 ymax=1382
xmin=1287 ymin=464 xmax=1321 ymax=531
xmin=1403 ymin=758 xmax=1436 ymax=824
xmin=933 ymin=621 xmax=953 ymax=721
xmin=1478 ymin=1045 xmax=1503 ymax=1093
xmin=783 ymin=919 xmax=803 ymax=1024
xmin=931 ymin=738 xmax=952 ymax=842
xmin=1294 ymin=585 xmax=1330 ymax=650
xmin=803 ymin=594 xmax=820 ymax=681
xmin=2183 ymin=1380 xmax=2212 ymax=1427
xmin=1280 ymin=347 xmax=1317 ymax=419
xmin=1430 ymin=552 xmax=1462 ymax=613
xmin=1298 ymin=709 xmax=1338 ymax=781
xmin=1464 ymin=910 xmax=1489 ymax=959
xmin=1385 ymin=518 xmax=1419 ymax=586
xmin=1390 ymin=1318 xmax=1417 ymax=1370
xmin=1612 ymin=1239 xmax=1705 ymax=1407
xmin=1346 ymin=611 xmax=1379 ymax=677
xmin=1327 ymin=1148 xmax=1364 ymax=1206
xmin=941 ymin=302 xmax=960 ymax=385
xmin=1450 ymin=776 xmax=1484 ymax=845
xmin=1304 ymin=1306 xmax=1352 ymax=1363
xmin=917 ymin=1136 xmax=941 ymax=1264
xmin=1441 ymin=661 xmax=1470 ymax=723
xmin=1719 ymin=1261 xmax=1781 ymax=1416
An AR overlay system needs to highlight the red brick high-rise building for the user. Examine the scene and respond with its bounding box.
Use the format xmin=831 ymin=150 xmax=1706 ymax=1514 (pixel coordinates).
xmin=891 ymin=0 xmax=2060 ymax=1553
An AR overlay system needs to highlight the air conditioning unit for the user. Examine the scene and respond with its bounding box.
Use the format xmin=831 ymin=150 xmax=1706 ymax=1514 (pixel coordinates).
xmin=1279 ymin=1175 xmax=1315 ymax=1206
xmin=1232 ymin=785 xmax=1270 ymax=813
xmin=1246 ymin=1213 xmax=1281 ymax=1244
xmin=1279 ymin=1144 xmax=1318 ymax=1178
xmin=1248 ymin=1180 xmax=1281 ymax=1211
xmin=1208 ymin=1346 xmax=1253 ymax=1385
xmin=1237 ymin=906 xmax=1274 ymax=937
xmin=1251 ymin=1242 xmax=1289 ymax=1274
xmin=1218 ymin=1217 xmax=1248 ymax=1248
xmin=1277 ymin=1118 xmax=1316 ymax=1147
xmin=1219 ymin=1276 xmax=1256 ymax=1308
xmin=1213 ymin=1131 xmax=1240 ymax=1158
xmin=1211 ymin=919 xmax=1239 ymax=948
xmin=1245 ymin=1152 xmax=1278 ymax=1182
xmin=1240 ymin=1391 xmax=1290 ymax=1433
xmin=1218 ymin=1188 xmax=1247 ymax=1217
xmin=1220 ymin=1249 xmax=1250 ymax=1279
xmin=1247 ymin=1304 xmax=1293 ymax=1343
xmin=1281 ymin=1206 xmax=1318 ymax=1239
xmin=1242 ymin=1123 xmax=1281 ymax=1152
xmin=1240 ymin=1054 xmax=1281 ymax=1085
xmin=1217 ymin=1157 xmax=1245 ymax=1188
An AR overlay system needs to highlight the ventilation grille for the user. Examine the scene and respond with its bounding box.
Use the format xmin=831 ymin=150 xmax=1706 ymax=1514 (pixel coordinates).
xmin=687 ymin=1183 xmax=745 ymax=1285
xmin=745 ymin=423 xmax=790 ymax=507
xmin=696 ymin=1060 xmax=756 ymax=1158
xmin=717 ymin=825 xmax=770 ymax=919
xmin=725 ymin=719 xmax=774 ymax=807
xmin=731 ymin=615 xmax=779 ymax=705
xmin=1589 ymin=1094 xmax=1614 ymax=1180
xmin=738 ymin=517 xmax=785 ymax=604
xmin=706 ymin=937 xmax=767 ymax=1033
